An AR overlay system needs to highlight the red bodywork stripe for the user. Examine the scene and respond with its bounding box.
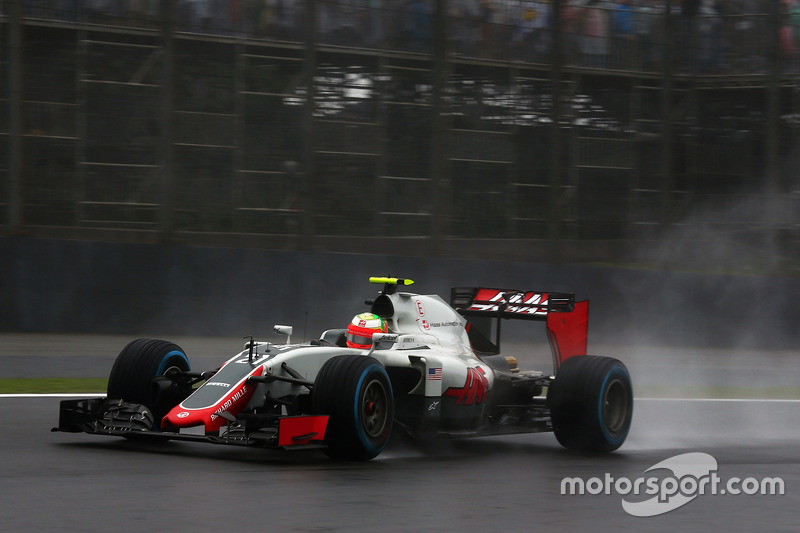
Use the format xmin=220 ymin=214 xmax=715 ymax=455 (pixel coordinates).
xmin=278 ymin=416 xmax=329 ymax=447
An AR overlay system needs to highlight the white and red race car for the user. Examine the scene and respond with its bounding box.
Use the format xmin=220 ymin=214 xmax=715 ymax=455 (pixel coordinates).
xmin=55 ymin=277 xmax=633 ymax=460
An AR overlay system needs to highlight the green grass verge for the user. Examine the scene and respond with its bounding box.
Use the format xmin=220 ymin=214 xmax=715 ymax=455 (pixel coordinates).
xmin=2 ymin=378 xmax=799 ymax=399
xmin=0 ymin=378 xmax=108 ymax=394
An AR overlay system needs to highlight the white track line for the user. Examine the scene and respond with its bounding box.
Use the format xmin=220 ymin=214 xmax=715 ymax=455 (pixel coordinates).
xmin=637 ymin=397 xmax=800 ymax=403
xmin=0 ymin=392 xmax=106 ymax=398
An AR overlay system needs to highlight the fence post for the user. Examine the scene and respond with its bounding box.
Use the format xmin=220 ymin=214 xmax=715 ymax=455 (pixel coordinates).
xmin=159 ymin=0 xmax=177 ymax=241
xmin=301 ymin=0 xmax=317 ymax=248
xmin=766 ymin=0 xmax=781 ymax=269
xmin=660 ymin=0 xmax=675 ymax=227
xmin=431 ymin=0 xmax=450 ymax=253
xmin=549 ymin=0 xmax=564 ymax=258
xmin=8 ymin=0 xmax=23 ymax=231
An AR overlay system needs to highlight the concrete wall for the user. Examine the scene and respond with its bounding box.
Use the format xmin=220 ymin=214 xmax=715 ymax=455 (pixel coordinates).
xmin=2 ymin=237 xmax=798 ymax=349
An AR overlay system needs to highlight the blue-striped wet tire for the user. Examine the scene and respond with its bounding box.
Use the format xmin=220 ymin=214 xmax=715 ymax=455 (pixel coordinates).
xmin=107 ymin=339 xmax=191 ymax=430
xmin=547 ymin=355 xmax=633 ymax=452
xmin=312 ymin=355 xmax=394 ymax=461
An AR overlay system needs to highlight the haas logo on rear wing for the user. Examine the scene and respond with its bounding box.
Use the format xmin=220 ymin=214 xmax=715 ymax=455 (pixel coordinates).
xmin=453 ymin=287 xmax=575 ymax=318
xmin=468 ymin=289 xmax=549 ymax=316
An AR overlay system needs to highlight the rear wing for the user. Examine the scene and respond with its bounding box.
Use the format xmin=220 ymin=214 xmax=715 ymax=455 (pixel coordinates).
xmin=451 ymin=287 xmax=588 ymax=370
xmin=452 ymin=287 xmax=576 ymax=318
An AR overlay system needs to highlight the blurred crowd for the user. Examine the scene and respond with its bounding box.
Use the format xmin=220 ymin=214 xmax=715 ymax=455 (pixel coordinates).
xmin=16 ymin=0 xmax=800 ymax=73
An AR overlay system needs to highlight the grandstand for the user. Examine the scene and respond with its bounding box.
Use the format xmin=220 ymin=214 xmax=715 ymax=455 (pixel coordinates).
xmin=2 ymin=0 xmax=798 ymax=270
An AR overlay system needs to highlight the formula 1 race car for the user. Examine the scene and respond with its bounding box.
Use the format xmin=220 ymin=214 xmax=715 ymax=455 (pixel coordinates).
xmin=55 ymin=277 xmax=633 ymax=460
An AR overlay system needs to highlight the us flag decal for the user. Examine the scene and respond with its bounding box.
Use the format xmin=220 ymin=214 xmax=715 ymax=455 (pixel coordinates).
xmin=428 ymin=367 xmax=442 ymax=381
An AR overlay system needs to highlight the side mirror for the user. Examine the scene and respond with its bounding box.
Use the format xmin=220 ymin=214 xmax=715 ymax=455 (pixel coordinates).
xmin=273 ymin=325 xmax=293 ymax=344
xmin=368 ymin=332 xmax=397 ymax=354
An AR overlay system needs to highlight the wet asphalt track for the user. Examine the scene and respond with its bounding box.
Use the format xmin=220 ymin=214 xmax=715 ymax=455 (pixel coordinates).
xmin=2 ymin=335 xmax=799 ymax=531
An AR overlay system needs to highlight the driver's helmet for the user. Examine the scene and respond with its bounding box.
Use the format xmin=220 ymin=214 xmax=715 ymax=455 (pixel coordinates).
xmin=346 ymin=312 xmax=388 ymax=349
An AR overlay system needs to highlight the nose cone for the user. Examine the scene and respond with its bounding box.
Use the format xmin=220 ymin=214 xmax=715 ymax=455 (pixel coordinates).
xmin=162 ymin=407 xmax=208 ymax=430
xmin=161 ymin=366 xmax=263 ymax=432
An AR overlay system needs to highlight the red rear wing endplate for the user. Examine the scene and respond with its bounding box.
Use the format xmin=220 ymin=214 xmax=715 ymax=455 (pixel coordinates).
xmin=546 ymin=299 xmax=589 ymax=368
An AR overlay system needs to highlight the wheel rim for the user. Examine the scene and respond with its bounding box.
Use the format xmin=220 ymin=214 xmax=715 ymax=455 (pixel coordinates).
xmin=162 ymin=365 xmax=183 ymax=377
xmin=361 ymin=378 xmax=389 ymax=439
xmin=602 ymin=377 xmax=629 ymax=434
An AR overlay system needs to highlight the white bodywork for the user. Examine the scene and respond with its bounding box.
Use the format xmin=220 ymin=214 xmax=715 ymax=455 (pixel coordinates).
xmin=256 ymin=291 xmax=494 ymax=406
xmin=164 ymin=290 xmax=495 ymax=432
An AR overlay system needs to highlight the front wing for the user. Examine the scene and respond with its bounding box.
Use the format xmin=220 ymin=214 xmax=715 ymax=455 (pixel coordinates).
xmin=53 ymin=398 xmax=329 ymax=449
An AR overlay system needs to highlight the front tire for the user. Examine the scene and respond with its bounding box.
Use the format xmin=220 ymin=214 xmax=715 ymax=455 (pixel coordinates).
xmin=547 ymin=355 xmax=633 ymax=452
xmin=312 ymin=355 xmax=394 ymax=460
xmin=107 ymin=338 xmax=192 ymax=430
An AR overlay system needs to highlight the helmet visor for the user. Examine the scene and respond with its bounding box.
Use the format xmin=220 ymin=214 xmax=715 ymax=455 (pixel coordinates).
xmin=346 ymin=332 xmax=374 ymax=347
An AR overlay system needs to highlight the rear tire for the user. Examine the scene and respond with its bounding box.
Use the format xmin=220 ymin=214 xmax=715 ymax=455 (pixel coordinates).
xmin=107 ymin=339 xmax=192 ymax=430
xmin=547 ymin=355 xmax=633 ymax=452
xmin=312 ymin=355 xmax=394 ymax=460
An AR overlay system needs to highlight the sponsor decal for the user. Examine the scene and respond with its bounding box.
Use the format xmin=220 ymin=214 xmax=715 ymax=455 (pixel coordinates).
xmin=561 ymin=452 xmax=786 ymax=517
xmin=205 ymin=382 xmax=231 ymax=387
xmin=428 ymin=367 xmax=442 ymax=381
xmin=469 ymin=289 xmax=549 ymax=315
xmin=177 ymin=412 xmax=190 ymax=419
xmin=416 ymin=300 xmax=425 ymax=316
xmin=419 ymin=318 xmax=461 ymax=330
xmin=210 ymin=384 xmax=249 ymax=421
xmin=444 ymin=367 xmax=488 ymax=405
